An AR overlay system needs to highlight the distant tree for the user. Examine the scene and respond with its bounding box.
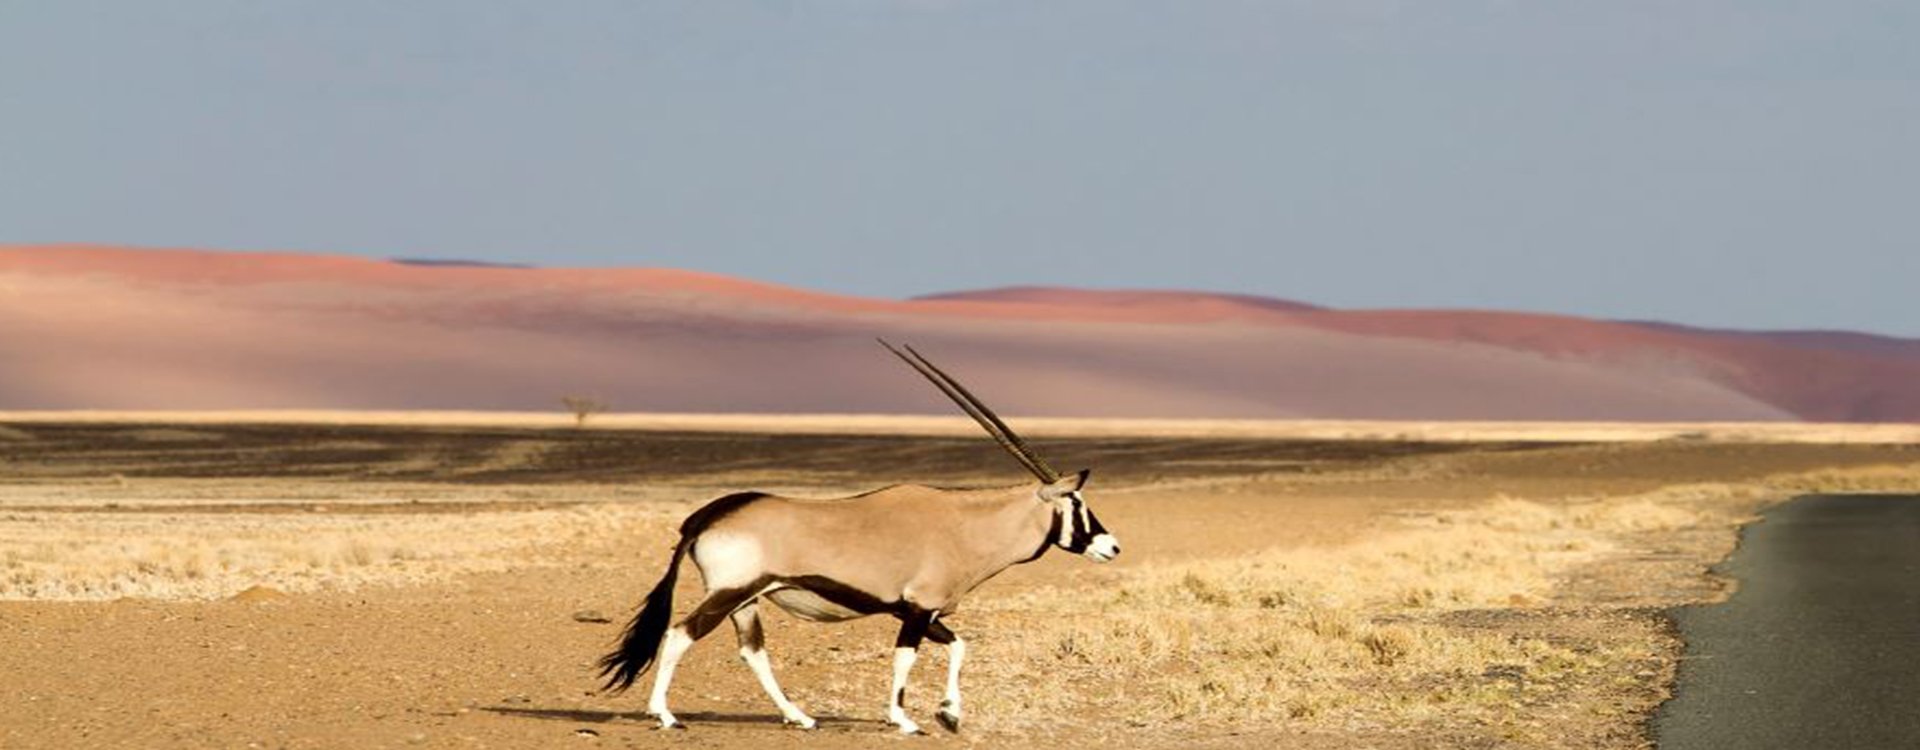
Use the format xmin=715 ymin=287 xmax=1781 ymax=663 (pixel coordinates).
xmin=561 ymin=395 xmax=608 ymax=427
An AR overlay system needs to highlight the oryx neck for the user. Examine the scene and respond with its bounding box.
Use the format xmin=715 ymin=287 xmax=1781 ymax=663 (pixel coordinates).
xmin=954 ymin=484 xmax=1059 ymax=582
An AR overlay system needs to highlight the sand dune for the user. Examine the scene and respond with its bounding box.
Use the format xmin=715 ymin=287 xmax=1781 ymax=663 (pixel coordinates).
xmin=2 ymin=244 xmax=1914 ymax=420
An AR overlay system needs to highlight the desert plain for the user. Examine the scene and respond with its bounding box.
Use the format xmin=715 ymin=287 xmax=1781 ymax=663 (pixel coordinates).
xmin=2 ymin=414 xmax=1917 ymax=749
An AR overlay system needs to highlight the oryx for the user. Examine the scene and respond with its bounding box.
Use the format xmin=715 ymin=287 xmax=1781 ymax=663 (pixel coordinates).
xmin=597 ymin=341 xmax=1121 ymax=733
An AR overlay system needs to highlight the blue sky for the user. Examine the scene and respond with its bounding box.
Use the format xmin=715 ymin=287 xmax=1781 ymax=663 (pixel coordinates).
xmin=2 ymin=2 xmax=1915 ymax=335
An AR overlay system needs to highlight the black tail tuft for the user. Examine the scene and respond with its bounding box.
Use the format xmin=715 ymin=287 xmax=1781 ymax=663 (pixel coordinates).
xmin=598 ymin=539 xmax=686 ymax=693
xmin=596 ymin=491 xmax=768 ymax=694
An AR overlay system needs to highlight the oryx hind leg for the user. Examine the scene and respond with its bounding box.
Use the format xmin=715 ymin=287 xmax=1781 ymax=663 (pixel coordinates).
xmin=925 ymin=621 xmax=966 ymax=733
xmin=887 ymin=610 xmax=937 ymax=734
xmin=730 ymin=603 xmax=816 ymax=729
xmin=646 ymin=584 xmax=761 ymax=729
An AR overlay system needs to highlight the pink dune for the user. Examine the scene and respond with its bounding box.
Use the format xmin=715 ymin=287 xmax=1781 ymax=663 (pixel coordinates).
xmin=2 ymin=244 xmax=1914 ymax=421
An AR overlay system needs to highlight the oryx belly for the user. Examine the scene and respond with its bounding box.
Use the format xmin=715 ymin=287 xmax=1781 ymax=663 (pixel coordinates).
xmin=766 ymin=586 xmax=866 ymax=622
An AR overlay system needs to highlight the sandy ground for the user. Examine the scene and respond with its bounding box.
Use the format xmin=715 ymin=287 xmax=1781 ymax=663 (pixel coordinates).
xmin=2 ymin=419 xmax=1916 ymax=749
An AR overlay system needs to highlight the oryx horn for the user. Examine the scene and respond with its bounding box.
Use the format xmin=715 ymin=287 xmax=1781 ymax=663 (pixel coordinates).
xmin=877 ymin=339 xmax=1060 ymax=484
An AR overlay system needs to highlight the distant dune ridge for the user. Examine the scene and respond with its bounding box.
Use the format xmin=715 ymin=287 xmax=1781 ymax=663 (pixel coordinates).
xmin=2 ymin=244 xmax=1915 ymax=421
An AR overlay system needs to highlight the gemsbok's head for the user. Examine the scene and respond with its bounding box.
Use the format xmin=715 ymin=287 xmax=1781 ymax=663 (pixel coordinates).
xmin=878 ymin=340 xmax=1120 ymax=563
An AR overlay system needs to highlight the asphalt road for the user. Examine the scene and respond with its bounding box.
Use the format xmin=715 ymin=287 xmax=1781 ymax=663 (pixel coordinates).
xmin=1655 ymin=494 xmax=1920 ymax=749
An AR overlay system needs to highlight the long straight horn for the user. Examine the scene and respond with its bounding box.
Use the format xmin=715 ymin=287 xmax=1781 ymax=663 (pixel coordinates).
xmin=878 ymin=339 xmax=1060 ymax=484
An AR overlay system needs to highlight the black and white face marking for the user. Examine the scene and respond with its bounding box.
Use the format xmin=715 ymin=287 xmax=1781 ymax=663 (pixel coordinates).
xmin=1054 ymin=491 xmax=1121 ymax=562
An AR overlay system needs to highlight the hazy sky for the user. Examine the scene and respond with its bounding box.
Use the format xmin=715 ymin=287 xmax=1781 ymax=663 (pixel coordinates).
xmin=3 ymin=2 xmax=1915 ymax=335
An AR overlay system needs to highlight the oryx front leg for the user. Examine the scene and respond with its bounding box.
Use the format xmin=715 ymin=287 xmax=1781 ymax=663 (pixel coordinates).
xmin=730 ymin=604 xmax=816 ymax=729
xmin=887 ymin=610 xmax=936 ymax=734
xmin=648 ymin=586 xmax=756 ymax=730
xmin=926 ymin=621 xmax=965 ymax=732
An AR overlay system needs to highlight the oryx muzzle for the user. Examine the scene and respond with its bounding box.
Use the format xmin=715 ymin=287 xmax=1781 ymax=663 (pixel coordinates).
xmin=596 ymin=340 xmax=1121 ymax=734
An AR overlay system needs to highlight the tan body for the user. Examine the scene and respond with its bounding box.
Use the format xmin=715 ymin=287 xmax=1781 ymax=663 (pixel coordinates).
xmin=698 ymin=484 xmax=1054 ymax=618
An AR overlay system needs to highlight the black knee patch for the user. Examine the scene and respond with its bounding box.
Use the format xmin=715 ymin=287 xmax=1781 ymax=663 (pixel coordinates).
xmin=895 ymin=609 xmax=934 ymax=649
xmin=735 ymin=610 xmax=765 ymax=651
xmin=925 ymin=620 xmax=957 ymax=645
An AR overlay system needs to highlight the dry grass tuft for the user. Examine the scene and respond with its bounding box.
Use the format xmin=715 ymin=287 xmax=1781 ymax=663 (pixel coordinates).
xmin=1768 ymin=463 xmax=1920 ymax=494
xmin=1361 ymin=624 xmax=1417 ymax=666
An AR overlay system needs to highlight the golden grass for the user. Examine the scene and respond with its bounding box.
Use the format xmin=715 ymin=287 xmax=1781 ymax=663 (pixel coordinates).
xmin=4 ymin=410 xmax=1917 ymax=443
xmin=0 ymin=505 xmax=672 ymax=601
xmin=960 ymin=498 xmax=1634 ymax=731
xmin=953 ymin=460 xmax=1920 ymax=735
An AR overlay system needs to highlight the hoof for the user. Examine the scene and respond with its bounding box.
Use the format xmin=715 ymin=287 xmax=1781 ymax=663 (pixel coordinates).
xmin=783 ymin=716 xmax=818 ymax=731
xmin=656 ymin=718 xmax=685 ymax=731
xmin=935 ymin=711 xmax=961 ymax=733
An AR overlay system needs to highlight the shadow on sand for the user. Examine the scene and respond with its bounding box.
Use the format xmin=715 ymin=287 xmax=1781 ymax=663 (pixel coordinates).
xmin=484 ymin=706 xmax=872 ymax=732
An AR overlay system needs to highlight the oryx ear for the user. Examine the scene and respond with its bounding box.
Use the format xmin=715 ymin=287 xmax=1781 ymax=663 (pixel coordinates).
xmin=1040 ymin=469 xmax=1091 ymax=500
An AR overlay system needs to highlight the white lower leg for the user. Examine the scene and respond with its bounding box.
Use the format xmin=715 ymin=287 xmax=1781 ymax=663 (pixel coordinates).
xmin=740 ymin=646 xmax=815 ymax=728
xmin=647 ymin=627 xmax=694 ymax=728
xmin=938 ymin=638 xmax=966 ymax=727
xmin=887 ymin=646 xmax=921 ymax=733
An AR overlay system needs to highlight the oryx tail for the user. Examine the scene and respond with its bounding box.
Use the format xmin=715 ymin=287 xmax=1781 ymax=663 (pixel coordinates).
xmin=598 ymin=491 xmax=767 ymax=692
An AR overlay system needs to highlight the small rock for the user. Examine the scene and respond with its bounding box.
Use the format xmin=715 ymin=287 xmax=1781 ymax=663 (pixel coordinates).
xmin=571 ymin=610 xmax=612 ymax=624
xmin=503 ymin=694 xmax=531 ymax=705
xmin=228 ymin=586 xmax=289 ymax=603
xmin=575 ymin=728 xmax=600 ymax=738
